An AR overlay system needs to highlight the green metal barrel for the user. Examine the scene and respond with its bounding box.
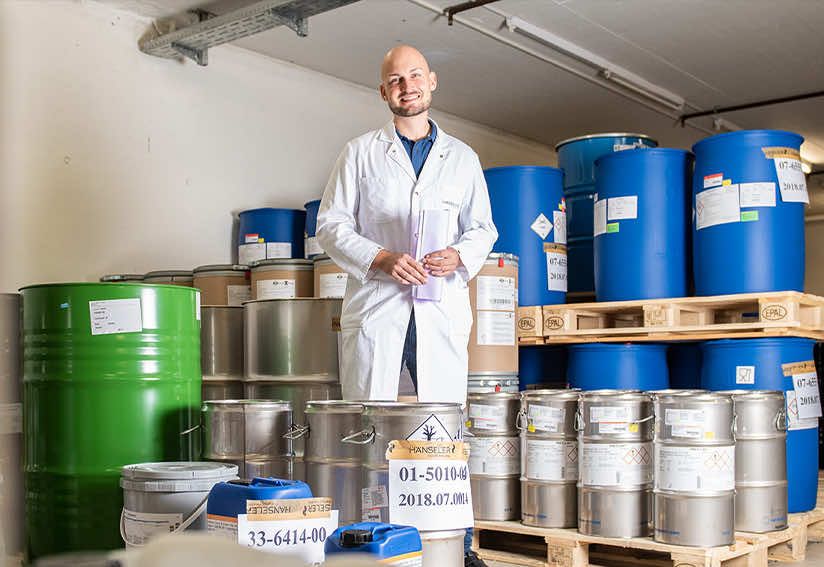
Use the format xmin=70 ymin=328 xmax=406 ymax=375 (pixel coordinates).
xmin=22 ymin=283 xmax=201 ymax=561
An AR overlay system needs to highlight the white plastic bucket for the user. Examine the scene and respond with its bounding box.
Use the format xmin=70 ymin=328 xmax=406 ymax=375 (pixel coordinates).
xmin=120 ymin=461 xmax=238 ymax=547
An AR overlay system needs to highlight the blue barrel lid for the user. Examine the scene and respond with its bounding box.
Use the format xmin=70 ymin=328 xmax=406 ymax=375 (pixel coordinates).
xmin=594 ymin=147 xmax=693 ymax=168
xmin=701 ymin=337 xmax=814 ymax=349
xmin=207 ymin=478 xmax=312 ymax=517
xmin=692 ymin=129 xmax=804 ymax=153
xmin=304 ymin=199 xmax=322 ymax=208
xmin=325 ymin=522 xmax=422 ymax=557
xmin=483 ymin=165 xmax=563 ymax=176
xmin=554 ymin=132 xmax=657 ymax=151
xmin=568 ymin=343 xmax=667 ymax=352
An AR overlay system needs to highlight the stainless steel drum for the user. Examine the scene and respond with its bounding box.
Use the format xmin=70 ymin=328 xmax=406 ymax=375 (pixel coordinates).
xmin=0 ymin=294 xmax=22 ymax=557
xmin=201 ymin=306 xmax=244 ymax=401
xmin=722 ymin=390 xmax=788 ymax=533
xmin=466 ymin=392 xmax=520 ymax=520
xmin=245 ymin=381 xmax=342 ymax=480
xmin=201 ymin=400 xmax=293 ymax=479
xmin=468 ymin=374 xmax=519 ymax=394
xmin=291 ymin=401 xmax=364 ymax=525
xmin=348 ymin=402 xmax=463 ymax=522
xmin=578 ymin=390 xmax=653 ymax=537
xmin=519 ymin=390 xmax=578 ymax=528
xmin=244 ymin=298 xmax=341 ymax=382
xmin=345 ymin=402 xmax=465 ymax=567
xmin=653 ymin=392 xmax=735 ymax=546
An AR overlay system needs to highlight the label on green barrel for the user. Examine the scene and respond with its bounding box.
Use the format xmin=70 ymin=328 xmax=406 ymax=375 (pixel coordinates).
xmin=89 ymin=298 xmax=143 ymax=335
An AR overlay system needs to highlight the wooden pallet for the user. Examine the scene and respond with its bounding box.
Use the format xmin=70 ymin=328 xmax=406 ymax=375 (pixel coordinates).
xmin=536 ymin=291 xmax=824 ymax=344
xmin=474 ymin=506 xmax=824 ymax=567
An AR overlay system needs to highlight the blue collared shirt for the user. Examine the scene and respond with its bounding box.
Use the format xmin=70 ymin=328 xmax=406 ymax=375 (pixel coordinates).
xmin=396 ymin=120 xmax=438 ymax=178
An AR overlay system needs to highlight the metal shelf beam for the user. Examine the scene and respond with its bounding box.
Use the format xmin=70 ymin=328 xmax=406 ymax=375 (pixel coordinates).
xmin=139 ymin=0 xmax=360 ymax=66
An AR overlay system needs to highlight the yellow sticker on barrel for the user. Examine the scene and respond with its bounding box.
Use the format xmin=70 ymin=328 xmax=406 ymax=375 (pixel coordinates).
xmin=629 ymin=423 xmax=639 ymax=433
xmin=722 ymin=179 xmax=732 ymax=186
xmin=762 ymin=146 xmax=801 ymax=160
xmin=527 ymin=423 xmax=536 ymax=433
xmin=782 ymin=360 xmax=816 ymax=377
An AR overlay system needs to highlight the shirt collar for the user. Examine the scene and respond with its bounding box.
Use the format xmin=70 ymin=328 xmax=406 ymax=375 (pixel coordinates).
xmin=396 ymin=119 xmax=438 ymax=144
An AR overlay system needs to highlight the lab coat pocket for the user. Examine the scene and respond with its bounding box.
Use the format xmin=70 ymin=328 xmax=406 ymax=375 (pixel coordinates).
xmin=440 ymin=184 xmax=465 ymax=239
xmin=360 ymin=177 xmax=396 ymax=223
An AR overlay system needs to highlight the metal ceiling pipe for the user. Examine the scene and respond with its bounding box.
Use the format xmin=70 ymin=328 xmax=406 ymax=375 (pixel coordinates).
xmin=680 ymin=90 xmax=824 ymax=125
xmin=444 ymin=0 xmax=501 ymax=25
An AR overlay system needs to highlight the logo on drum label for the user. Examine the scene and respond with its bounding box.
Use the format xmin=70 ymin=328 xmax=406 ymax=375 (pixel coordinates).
xmin=407 ymin=415 xmax=456 ymax=442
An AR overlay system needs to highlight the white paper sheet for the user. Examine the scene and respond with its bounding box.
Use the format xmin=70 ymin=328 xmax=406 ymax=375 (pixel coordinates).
xmin=413 ymin=208 xmax=450 ymax=302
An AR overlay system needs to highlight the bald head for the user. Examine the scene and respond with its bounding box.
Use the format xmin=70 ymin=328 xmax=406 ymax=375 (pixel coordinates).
xmin=379 ymin=45 xmax=437 ymax=118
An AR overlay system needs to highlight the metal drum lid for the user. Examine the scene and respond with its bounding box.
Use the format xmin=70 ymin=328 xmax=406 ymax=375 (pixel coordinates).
xmin=305 ymin=400 xmax=364 ymax=414
xmin=194 ymin=264 xmax=250 ymax=275
xmin=99 ymin=274 xmax=144 ymax=282
xmin=484 ymin=252 xmax=519 ymax=267
xmin=203 ymin=399 xmax=291 ymax=412
xmin=251 ymin=259 xmax=313 ymax=271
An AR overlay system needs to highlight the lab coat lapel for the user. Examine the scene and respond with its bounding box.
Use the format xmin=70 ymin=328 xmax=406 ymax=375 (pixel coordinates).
xmin=379 ymin=122 xmax=417 ymax=183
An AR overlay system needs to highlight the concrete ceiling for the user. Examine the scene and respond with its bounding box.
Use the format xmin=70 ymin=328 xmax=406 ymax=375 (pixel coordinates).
xmin=104 ymin=0 xmax=824 ymax=168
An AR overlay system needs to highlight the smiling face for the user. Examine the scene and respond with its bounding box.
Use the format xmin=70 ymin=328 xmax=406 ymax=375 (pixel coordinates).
xmin=379 ymin=46 xmax=437 ymax=118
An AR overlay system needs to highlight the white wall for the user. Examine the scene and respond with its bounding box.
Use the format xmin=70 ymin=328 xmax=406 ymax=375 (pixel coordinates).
xmin=0 ymin=1 xmax=554 ymax=292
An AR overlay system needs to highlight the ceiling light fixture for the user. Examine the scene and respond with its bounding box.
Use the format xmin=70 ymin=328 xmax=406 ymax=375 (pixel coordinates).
xmin=503 ymin=15 xmax=686 ymax=111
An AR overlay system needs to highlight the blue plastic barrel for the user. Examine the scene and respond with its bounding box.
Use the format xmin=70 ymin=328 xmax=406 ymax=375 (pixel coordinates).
xmin=555 ymin=134 xmax=657 ymax=294
xmin=593 ymin=148 xmax=692 ymax=301
xmin=700 ymin=338 xmax=819 ymax=513
xmin=484 ymin=166 xmax=566 ymax=306
xmin=304 ymin=200 xmax=323 ymax=259
xmin=237 ymin=208 xmax=306 ymax=265
xmin=667 ymin=343 xmax=703 ymax=389
xmin=325 ymin=522 xmax=422 ymax=562
xmin=519 ymin=346 xmax=567 ymax=390
xmin=207 ymin=478 xmax=312 ymax=534
xmin=692 ymin=130 xmax=806 ymax=295
xmin=567 ymin=344 xmax=668 ymax=390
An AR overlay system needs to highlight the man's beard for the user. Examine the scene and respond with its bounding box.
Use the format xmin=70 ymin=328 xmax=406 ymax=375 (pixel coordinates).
xmin=388 ymin=96 xmax=431 ymax=117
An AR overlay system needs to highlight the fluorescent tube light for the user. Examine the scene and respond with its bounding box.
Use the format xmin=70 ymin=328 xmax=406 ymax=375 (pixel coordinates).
xmin=504 ymin=15 xmax=685 ymax=111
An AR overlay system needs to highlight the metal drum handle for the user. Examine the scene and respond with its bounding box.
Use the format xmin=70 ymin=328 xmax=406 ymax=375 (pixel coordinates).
xmin=731 ymin=413 xmax=738 ymax=442
xmin=283 ymin=423 xmax=309 ymax=440
xmin=775 ymin=409 xmax=788 ymax=432
xmin=574 ymin=409 xmax=584 ymax=432
xmin=631 ymin=415 xmax=655 ymax=425
xmin=515 ymin=410 xmax=528 ymax=432
xmin=341 ymin=426 xmax=376 ymax=445
xmin=180 ymin=424 xmax=200 ymax=436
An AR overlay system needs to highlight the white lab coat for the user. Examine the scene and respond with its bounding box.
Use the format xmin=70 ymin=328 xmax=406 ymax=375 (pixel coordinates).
xmin=317 ymin=120 xmax=498 ymax=403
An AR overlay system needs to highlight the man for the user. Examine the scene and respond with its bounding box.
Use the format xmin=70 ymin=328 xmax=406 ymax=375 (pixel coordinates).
xmin=317 ymin=45 xmax=497 ymax=566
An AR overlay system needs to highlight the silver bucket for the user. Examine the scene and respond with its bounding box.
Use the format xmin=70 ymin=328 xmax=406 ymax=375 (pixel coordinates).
xmin=578 ymin=390 xmax=653 ymax=538
xmin=519 ymin=389 xmax=579 ymax=528
xmin=201 ymin=400 xmax=293 ymax=479
xmin=466 ymin=392 xmax=520 ymax=521
xmin=653 ymin=392 xmax=735 ymax=546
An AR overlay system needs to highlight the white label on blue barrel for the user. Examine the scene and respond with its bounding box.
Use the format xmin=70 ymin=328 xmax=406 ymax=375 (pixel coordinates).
xmin=256 ymin=279 xmax=296 ymax=300
xmin=739 ymin=182 xmax=776 ymax=208
xmin=387 ymin=440 xmax=473 ymax=531
xmin=469 ymin=436 xmax=520 ymax=475
xmin=123 ymin=510 xmax=183 ymax=546
xmin=239 ymin=243 xmax=266 ymax=265
xmin=476 ymin=276 xmax=515 ymax=311
xmin=594 ymin=199 xmax=607 ymax=236
xmin=774 ymin=158 xmax=808 ymax=204
xmin=476 ymin=311 xmax=515 ymax=346
xmin=654 ymin=445 xmax=735 ymax=492
xmin=607 ymin=196 xmax=638 ymax=221
xmin=266 ymin=242 xmax=293 ymax=259
xmin=530 ymin=213 xmax=552 ymax=240
xmin=783 ymin=361 xmax=823 ymax=423
xmin=703 ymin=173 xmax=724 ymax=188
xmin=525 ymin=439 xmax=578 ymax=481
xmin=735 ymin=365 xmax=755 ymax=384
xmin=785 ymin=390 xmax=819 ymax=431
xmin=89 ymin=298 xmax=143 ymax=335
xmin=544 ymin=244 xmax=567 ymax=292
xmin=553 ymin=210 xmax=567 ymax=244
xmin=581 ymin=442 xmax=652 ymax=486
xmin=695 ymin=185 xmax=740 ymax=230
xmin=238 ymin=497 xmax=338 ymax=563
